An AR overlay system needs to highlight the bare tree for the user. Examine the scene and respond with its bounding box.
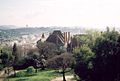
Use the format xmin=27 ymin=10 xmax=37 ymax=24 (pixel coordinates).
xmin=47 ymin=52 xmax=75 ymax=81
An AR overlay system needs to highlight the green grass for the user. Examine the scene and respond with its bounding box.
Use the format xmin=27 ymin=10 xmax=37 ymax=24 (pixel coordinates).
xmin=6 ymin=69 xmax=68 ymax=81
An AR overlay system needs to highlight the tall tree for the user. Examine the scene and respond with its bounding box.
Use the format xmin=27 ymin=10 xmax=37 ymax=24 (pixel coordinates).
xmin=0 ymin=51 xmax=14 ymax=75
xmin=74 ymin=45 xmax=94 ymax=81
xmin=47 ymin=53 xmax=75 ymax=81
xmin=36 ymin=40 xmax=58 ymax=59
xmin=91 ymin=28 xmax=120 ymax=81
xmin=74 ymin=28 xmax=120 ymax=81
xmin=12 ymin=43 xmax=18 ymax=76
xmin=12 ymin=43 xmax=18 ymax=59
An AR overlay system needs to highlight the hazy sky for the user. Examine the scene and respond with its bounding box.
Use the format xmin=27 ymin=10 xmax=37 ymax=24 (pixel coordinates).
xmin=0 ymin=0 xmax=120 ymax=29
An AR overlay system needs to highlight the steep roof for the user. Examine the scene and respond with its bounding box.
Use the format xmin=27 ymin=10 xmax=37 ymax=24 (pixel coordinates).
xmin=46 ymin=30 xmax=64 ymax=45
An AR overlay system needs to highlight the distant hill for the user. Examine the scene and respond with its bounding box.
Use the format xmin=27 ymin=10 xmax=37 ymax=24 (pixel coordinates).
xmin=0 ymin=29 xmax=20 ymax=39
xmin=10 ymin=27 xmax=85 ymax=35
xmin=10 ymin=27 xmax=51 ymax=34
xmin=0 ymin=26 xmax=86 ymax=39
xmin=0 ymin=25 xmax=17 ymax=30
xmin=0 ymin=25 xmax=119 ymax=39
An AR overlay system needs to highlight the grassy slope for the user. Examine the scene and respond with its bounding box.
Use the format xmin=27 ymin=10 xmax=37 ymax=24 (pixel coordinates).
xmin=7 ymin=70 xmax=61 ymax=81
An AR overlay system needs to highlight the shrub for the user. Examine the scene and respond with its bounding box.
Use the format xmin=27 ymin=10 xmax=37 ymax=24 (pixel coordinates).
xmin=0 ymin=64 xmax=4 ymax=70
xmin=16 ymin=71 xmax=26 ymax=77
xmin=26 ymin=66 xmax=35 ymax=76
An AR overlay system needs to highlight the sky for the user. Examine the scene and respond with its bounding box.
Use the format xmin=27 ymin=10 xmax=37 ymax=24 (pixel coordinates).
xmin=0 ymin=0 xmax=120 ymax=29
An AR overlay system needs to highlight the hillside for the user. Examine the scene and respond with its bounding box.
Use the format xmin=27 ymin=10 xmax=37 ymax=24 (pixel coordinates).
xmin=0 ymin=27 xmax=85 ymax=38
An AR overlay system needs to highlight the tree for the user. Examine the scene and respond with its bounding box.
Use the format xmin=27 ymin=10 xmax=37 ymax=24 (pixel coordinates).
xmin=12 ymin=43 xmax=18 ymax=59
xmin=37 ymin=40 xmax=58 ymax=59
xmin=80 ymin=30 xmax=101 ymax=49
xmin=73 ymin=45 xmax=94 ymax=63
xmin=12 ymin=43 xmax=18 ymax=76
xmin=0 ymin=51 xmax=14 ymax=75
xmin=74 ymin=28 xmax=120 ymax=81
xmin=26 ymin=48 xmax=47 ymax=71
xmin=91 ymin=29 xmax=120 ymax=81
xmin=73 ymin=45 xmax=94 ymax=81
xmin=47 ymin=53 xmax=75 ymax=81
xmin=36 ymin=40 xmax=59 ymax=70
xmin=27 ymin=49 xmax=40 ymax=72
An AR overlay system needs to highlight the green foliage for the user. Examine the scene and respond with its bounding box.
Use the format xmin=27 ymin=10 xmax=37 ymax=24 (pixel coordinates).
xmin=15 ymin=78 xmax=29 ymax=81
xmin=7 ymin=70 xmax=63 ymax=81
xmin=93 ymin=28 xmax=119 ymax=56
xmin=75 ymin=29 xmax=101 ymax=49
xmin=15 ymin=71 xmax=26 ymax=77
xmin=0 ymin=50 xmax=14 ymax=67
xmin=59 ymin=46 xmax=66 ymax=53
xmin=73 ymin=45 xmax=94 ymax=63
xmin=12 ymin=67 xmax=36 ymax=77
xmin=74 ymin=27 xmax=120 ymax=81
xmin=26 ymin=66 xmax=35 ymax=75
xmin=37 ymin=41 xmax=58 ymax=59
xmin=36 ymin=40 xmax=60 ymax=70
xmin=0 ymin=64 xmax=4 ymax=70
xmin=0 ymin=46 xmax=14 ymax=69
xmin=47 ymin=53 xmax=75 ymax=69
xmin=1 ymin=46 xmax=12 ymax=53
xmin=12 ymin=43 xmax=17 ymax=57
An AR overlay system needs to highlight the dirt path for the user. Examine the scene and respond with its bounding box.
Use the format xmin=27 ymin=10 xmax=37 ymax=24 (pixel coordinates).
xmin=0 ymin=70 xmax=6 ymax=81
xmin=0 ymin=70 xmax=19 ymax=81
xmin=51 ymin=75 xmax=76 ymax=81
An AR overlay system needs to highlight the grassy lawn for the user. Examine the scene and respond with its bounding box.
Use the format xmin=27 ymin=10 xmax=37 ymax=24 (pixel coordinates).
xmin=5 ymin=69 xmax=73 ymax=81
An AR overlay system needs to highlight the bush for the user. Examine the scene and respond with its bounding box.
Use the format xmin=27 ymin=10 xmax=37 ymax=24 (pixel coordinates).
xmin=16 ymin=71 xmax=26 ymax=77
xmin=0 ymin=64 xmax=4 ymax=70
xmin=26 ymin=66 xmax=35 ymax=76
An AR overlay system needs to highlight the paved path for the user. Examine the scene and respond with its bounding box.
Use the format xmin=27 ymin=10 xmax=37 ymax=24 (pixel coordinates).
xmin=51 ymin=75 xmax=76 ymax=81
